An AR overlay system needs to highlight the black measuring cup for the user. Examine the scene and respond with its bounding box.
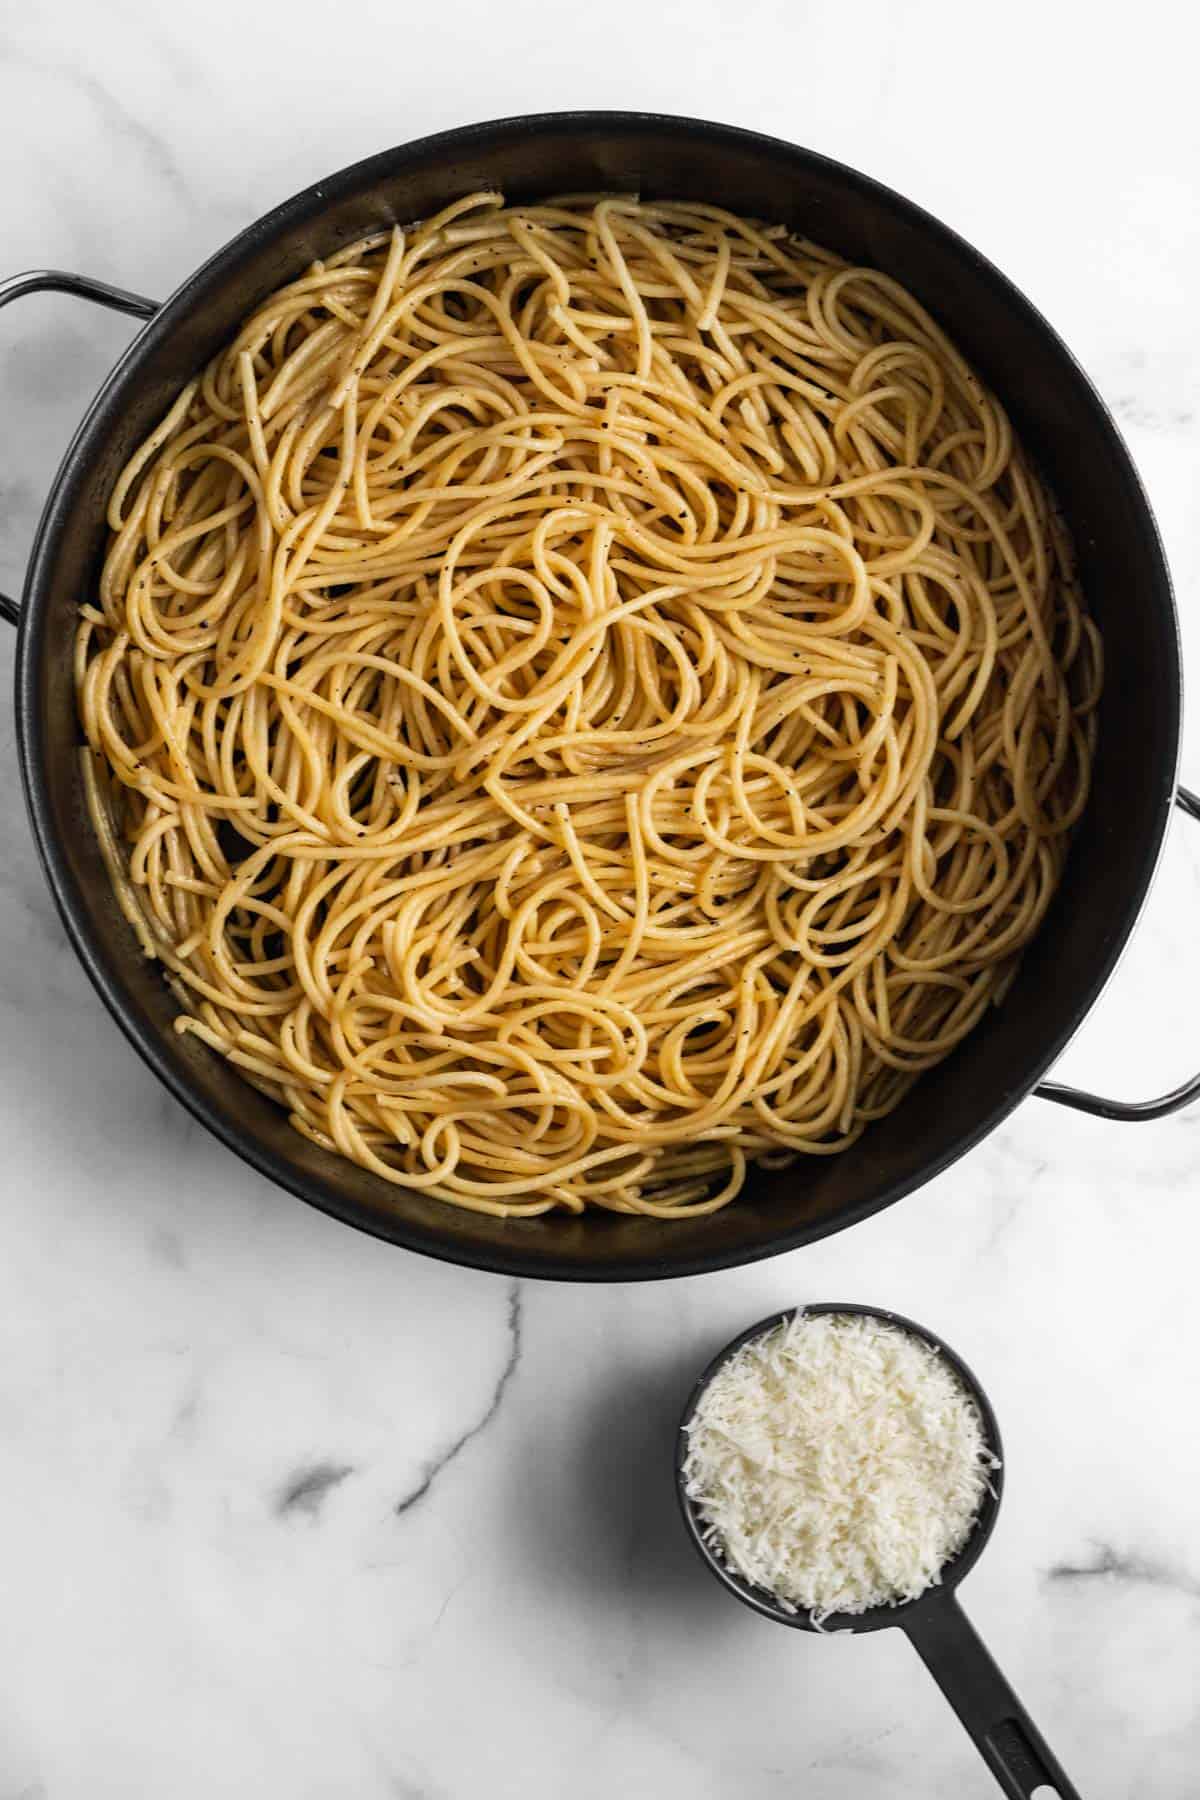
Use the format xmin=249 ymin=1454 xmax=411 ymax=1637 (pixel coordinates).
xmin=675 ymin=1303 xmax=1080 ymax=1800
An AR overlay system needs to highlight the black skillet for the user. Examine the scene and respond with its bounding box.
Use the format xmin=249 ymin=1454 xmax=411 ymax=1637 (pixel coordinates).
xmin=1 ymin=114 xmax=1197 ymax=1278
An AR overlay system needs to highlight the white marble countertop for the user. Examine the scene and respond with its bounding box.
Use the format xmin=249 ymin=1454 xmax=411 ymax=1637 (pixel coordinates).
xmin=2 ymin=4 xmax=1199 ymax=1795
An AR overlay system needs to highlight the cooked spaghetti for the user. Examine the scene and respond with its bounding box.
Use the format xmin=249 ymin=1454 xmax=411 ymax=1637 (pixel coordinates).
xmin=76 ymin=193 xmax=1100 ymax=1218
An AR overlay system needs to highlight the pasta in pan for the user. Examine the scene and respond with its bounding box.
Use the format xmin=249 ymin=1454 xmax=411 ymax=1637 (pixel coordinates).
xmin=76 ymin=192 xmax=1100 ymax=1217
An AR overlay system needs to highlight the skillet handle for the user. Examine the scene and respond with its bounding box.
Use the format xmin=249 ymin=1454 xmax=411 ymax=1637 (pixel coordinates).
xmin=1035 ymin=784 xmax=1200 ymax=1120
xmin=0 ymin=269 xmax=159 ymax=629
xmin=903 ymin=1591 xmax=1082 ymax=1799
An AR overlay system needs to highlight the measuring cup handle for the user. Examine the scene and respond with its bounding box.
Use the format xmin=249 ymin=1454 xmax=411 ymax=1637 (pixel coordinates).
xmin=902 ymin=1591 xmax=1081 ymax=1799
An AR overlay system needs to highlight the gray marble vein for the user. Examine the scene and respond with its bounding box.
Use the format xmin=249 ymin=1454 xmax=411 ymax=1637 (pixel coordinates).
xmin=394 ymin=1282 xmax=522 ymax=1515
xmin=1099 ymin=349 xmax=1200 ymax=434
xmin=1046 ymin=1541 xmax=1200 ymax=1601
xmin=276 ymin=1461 xmax=356 ymax=1519
xmin=0 ymin=40 xmax=190 ymax=201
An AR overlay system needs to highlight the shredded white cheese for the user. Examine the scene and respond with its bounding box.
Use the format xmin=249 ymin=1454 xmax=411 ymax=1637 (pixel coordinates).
xmin=683 ymin=1311 xmax=998 ymax=1622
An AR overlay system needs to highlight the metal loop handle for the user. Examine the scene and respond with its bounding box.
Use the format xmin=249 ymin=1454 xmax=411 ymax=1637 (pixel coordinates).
xmin=1036 ymin=784 xmax=1200 ymax=1120
xmin=0 ymin=270 xmax=159 ymax=627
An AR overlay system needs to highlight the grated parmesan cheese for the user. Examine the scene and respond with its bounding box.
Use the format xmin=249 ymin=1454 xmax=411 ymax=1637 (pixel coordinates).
xmin=683 ymin=1311 xmax=998 ymax=1623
